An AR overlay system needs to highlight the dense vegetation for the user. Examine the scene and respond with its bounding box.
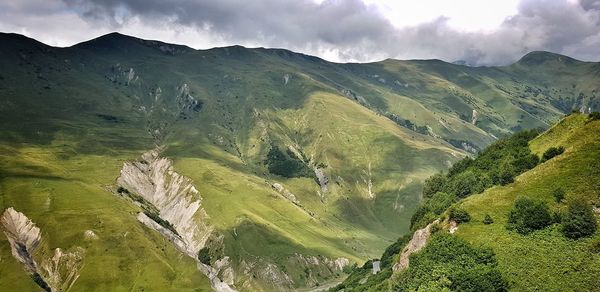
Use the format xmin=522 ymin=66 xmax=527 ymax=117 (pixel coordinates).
xmin=541 ymin=146 xmax=565 ymax=162
xmin=2 ymin=32 xmax=599 ymax=291
xmin=265 ymin=146 xmax=313 ymax=178
xmin=506 ymin=197 xmax=553 ymax=234
xmin=411 ymin=129 xmax=540 ymax=229
xmin=197 ymin=247 xmax=212 ymax=265
xmin=393 ymin=233 xmax=507 ymax=292
xmin=562 ymin=198 xmax=597 ymax=239
xmin=332 ymin=234 xmax=412 ymax=291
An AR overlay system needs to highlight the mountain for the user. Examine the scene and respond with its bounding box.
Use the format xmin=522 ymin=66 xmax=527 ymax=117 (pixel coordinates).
xmin=0 ymin=32 xmax=598 ymax=291
xmin=336 ymin=113 xmax=600 ymax=291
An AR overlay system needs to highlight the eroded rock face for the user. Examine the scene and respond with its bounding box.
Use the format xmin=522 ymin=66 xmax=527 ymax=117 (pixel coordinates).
xmin=117 ymin=148 xmax=213 ymax=257
xmin=41 ymin=247 xmax=85 ymax=292
xmin=271 ymin=183 xmax=300 ymax=205
xmin=117 ymin=149 xmax=235 ymax=292
xmin=1 ymin=208 xmax=84 ymax=292
xmin=393 ymin=220 xmax=439 ymax=272
xmin=1 ymin=207 xmax=41 ymax=273
xmin=314 ymin=168 xmax=329 ymax=193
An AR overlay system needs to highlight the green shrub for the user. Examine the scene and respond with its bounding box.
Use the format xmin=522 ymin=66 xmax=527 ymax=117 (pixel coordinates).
xmin=552 ymin=188 xmax=566 ymax=203
xmin=562 ymin=198 xmax=597 ymax=239
xmin=483 ymin=214 xmax=494 ymax=225
xmin=265 ymin=146 xmax=313 ymax=178
xmin=197 ymin=247 xmax=211 ymax=265
xmin=588 ymin=111 xmax=600 ymax=121
xmin=507 ymin=197 xmax=552 ymax=234
xmin=410 ymin=192 xmax=456 ymax=230
xmin=392 ymin=233 xmax=507 ymax=291
xmin=342 ymin=262 xmax=357 ymax=274
xmin=588 ymin=238 xmax=600 ymax=253
xmin=380 ymin=234 xmax=411 ymax=268
xmin=423 ymin=173 xmax=446 ymax=198
xmin=449 ymin=207 xmax=471 ymax=223
xmin=542 ymin=146 xmax=565 ymax=162
xmin=143 ymin=211 xmax=179 ymax=236
xmin=31 ymin=272 xmax=51 ymax=292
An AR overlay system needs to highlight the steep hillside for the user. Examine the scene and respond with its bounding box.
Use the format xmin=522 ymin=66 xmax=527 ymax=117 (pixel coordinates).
xmin=0 ymin=32 xmax=599 ymax=291
xmin=337 ymin=113 xmax=600 ymax=291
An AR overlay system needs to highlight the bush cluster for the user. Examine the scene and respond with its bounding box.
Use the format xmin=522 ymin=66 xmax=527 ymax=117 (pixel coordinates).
xmin=197 ymin=247 xmax=211 ymax=265
xmin=449 ymin=207 xmax=471 ymax=223
xmin=506 ymin=197 xmax=552 ymax=234
xmin=562 ymin=198 xmax=597 ymax=239
xmin=265 ymin=146 xmax=313 ymax=178
xmin=393 ymin=233 xmax=508 ymax=292
xmin=541 ymin=146 xmax=565 ymax=162
xmin=412 ymin=129 xmax=540 ymax=229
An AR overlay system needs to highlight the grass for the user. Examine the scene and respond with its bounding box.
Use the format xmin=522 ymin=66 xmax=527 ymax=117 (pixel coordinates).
xmin=456 ymin=114 xmax=600 ymax=291
xmin=1 ymin=32 xmax=599 ymax=290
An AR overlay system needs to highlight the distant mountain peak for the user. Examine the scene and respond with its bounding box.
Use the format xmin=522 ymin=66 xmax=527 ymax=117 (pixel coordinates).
xmin=517 ymin=51 xmax=579 ymax=66
xmin=74 ymin=32 xmax=193 ymax=56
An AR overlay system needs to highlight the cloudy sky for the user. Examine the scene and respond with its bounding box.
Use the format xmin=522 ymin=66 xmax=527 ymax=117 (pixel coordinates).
xmin=1 ymin=0 xmax=599 ymax=65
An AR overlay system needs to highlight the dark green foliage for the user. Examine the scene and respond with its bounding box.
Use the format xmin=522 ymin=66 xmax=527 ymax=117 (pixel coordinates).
xmin=380 ymin=234 xmax=412 ymax=268
xmin=422 ymin=173 xmax=446 ymax=198
xmin=411 ymin=192 xmax=457 ymax=230
xmin=552 ymin=188 xmax=566 ymax=203
xmin=342 ymin=263 xmax=357 ymax=274
xmin=507 ymin=197 xmax=553 ymax=234
xmin=588 ymin=238 xmax=600 ymax=253
xmin=117 ymin=186 xmax=129 ymax=194
xmin=144 ymin=211 xmax=179 ymax=236
xmin=483 ymin=214 xmax=494 ymax=225
xmin=449 ymin=207 xmax=471 ymax=223
xmin=333 ymin=234 xmax=413 ymax=291
xmin=413 ymin=130 xmax=540 ymax=229
xmin=447 ymin=171 xmax=485 ymax=198
xmin=197 ymin=247 xmax=211 ymax=265
xmin=552 ymin=210 xmax=563 ymax=224
xmin=562 ymin=198 xmax=597 ymax=239
xmin=541 ymin=146 xmax=565 ymax=162
xmin=588 ymin=112 xmax=600 ymax=121
xmin=265 ymin=146 xmax=313 ymax=178
xmin=31 ymin=273 xmax=51 ymax=292
xmin=393 ymin=233 xmax=508 ymax=292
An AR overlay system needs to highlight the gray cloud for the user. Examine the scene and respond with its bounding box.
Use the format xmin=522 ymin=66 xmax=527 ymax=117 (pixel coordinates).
xmin=3 ymin=0 xmax=600 ymax=65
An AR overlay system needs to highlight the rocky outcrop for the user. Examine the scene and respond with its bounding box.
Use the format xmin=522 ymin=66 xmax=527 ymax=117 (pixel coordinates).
xmin=314 ymin=168 xmax=329 ymax=193
xmin=238 ymin=254 xmax=349 ymax=290
xmin=393 ymin=220 xmax=439 ymax=272
xmin=41 ymin=247 xmax=85 ymax=292
xmin=176 ymin=83 xmax=203 ymax=116
xmin=1 ymin=207 xmax=42 ymax=274
xmin=471 ymin=109 xmax=478 ymax=125
xmin=117 ymin=149 xmax=235 ymax=292
xmin=1 ymin=208 xmax=84 ymax=292
xmin=271 ymin=183 xmax=300 ymax=205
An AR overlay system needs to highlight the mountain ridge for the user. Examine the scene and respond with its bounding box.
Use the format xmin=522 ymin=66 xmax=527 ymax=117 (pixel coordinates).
xmin=3 ymin=32 xmax=598 ymax=67
xmin=0 ymin=32 xmax=599 ymax=291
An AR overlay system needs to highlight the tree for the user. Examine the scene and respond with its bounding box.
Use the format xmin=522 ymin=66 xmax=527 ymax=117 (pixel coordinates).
xmin=541 ymin=146 xmax=565 ymax=162
xmin=552 ymin=188 xmax=566 ymax=203
xmin=197 ymin=247 xmax=211 ymax=265
xmin=423 ymin=173 xmax=446 ymax=198
xmin=483 ymin=214 xmax=494 ymax=225
xmin=562 ymin=198 xmax=597 ymax=239
xmin=507 ymin=197 xmax=552 ymax=234
xmin=449 ymin=207 xmax=471 ymax=223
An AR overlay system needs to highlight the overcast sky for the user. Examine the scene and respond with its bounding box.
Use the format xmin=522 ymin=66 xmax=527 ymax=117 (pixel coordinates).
xmin=1 ymin=0 xmax=599 ymax=65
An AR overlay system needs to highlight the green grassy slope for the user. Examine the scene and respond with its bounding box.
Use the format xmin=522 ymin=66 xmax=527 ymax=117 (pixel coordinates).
xmin=457 ymin=114 xmax=600 ymax=290
xmin=336 ymin=113 xmax=600 ymax=291
xmin=1 ymin=32 xmax=599 ymax=290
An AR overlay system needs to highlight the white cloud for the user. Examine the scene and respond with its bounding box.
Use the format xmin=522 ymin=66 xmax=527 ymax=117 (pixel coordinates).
xmin=1 ymin=0 xmax=599 ymax=65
